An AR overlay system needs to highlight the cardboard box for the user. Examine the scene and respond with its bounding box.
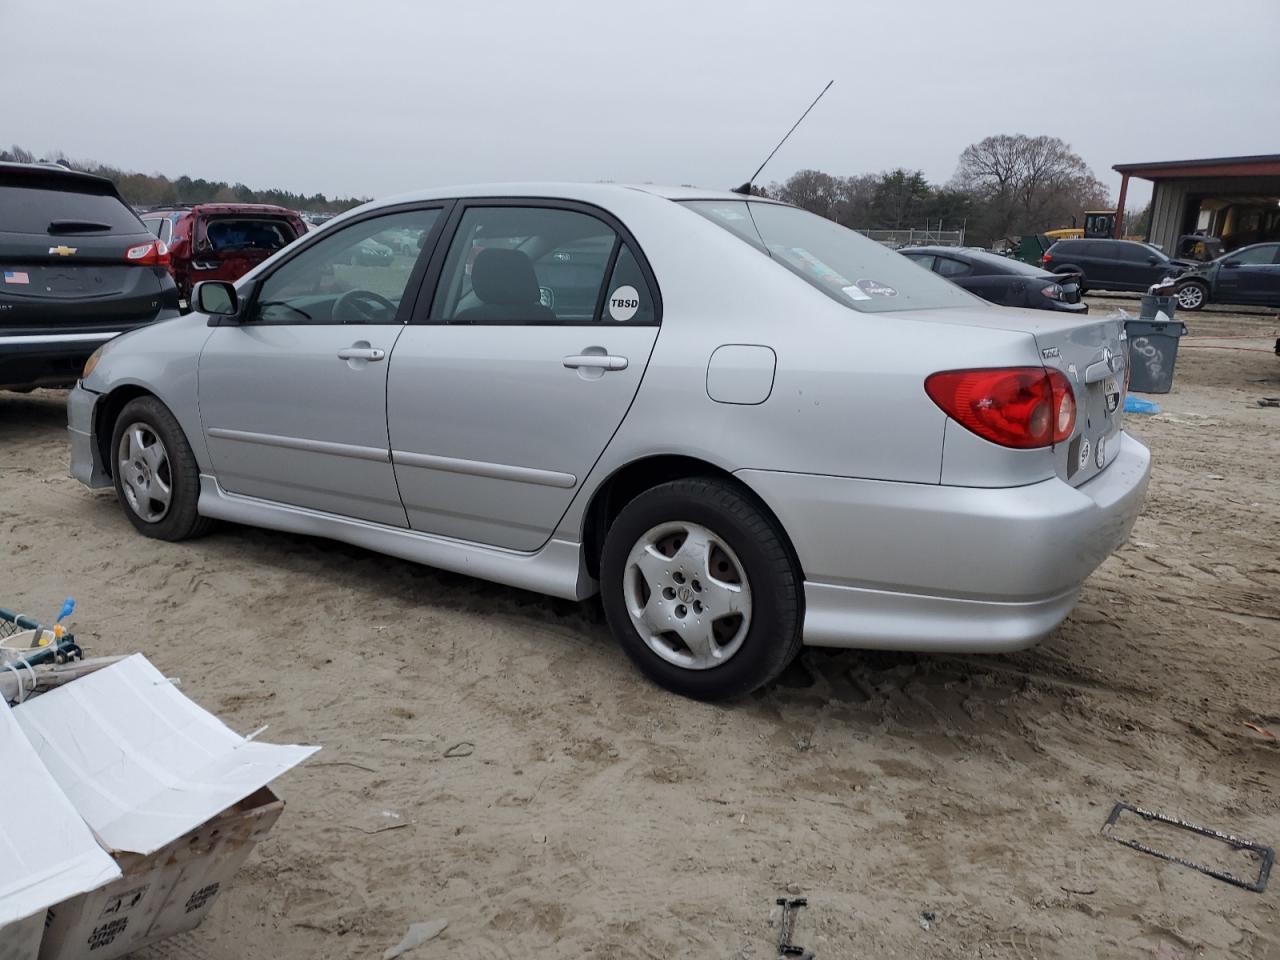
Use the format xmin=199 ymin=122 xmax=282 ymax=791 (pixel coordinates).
xmin=0 ymin=699 xmax=120 ymax=960
xmin=39 ymin=788 xmax=283 ymax=960
xmin=0 ymin=913 xmax=45 ymax=960
xmin=1 ymin=655 xmax=316 ymax=959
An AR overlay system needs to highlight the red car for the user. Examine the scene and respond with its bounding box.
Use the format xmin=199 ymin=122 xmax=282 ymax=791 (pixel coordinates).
xmin=140 ymin=203 xmax=307 ymax=304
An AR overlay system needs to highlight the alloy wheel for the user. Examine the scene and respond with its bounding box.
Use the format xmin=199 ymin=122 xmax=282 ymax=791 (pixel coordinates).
xmin=116 ymin=422 xmax=173 ymax=523
xmin=1177 ymin=285 xmax=1205 ymax=309
xmin=622 ymin=521 xmax=752 ymax=670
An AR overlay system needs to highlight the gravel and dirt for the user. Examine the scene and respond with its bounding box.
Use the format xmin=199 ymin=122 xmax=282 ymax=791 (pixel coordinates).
xmin=2 ymin=300 xmax=1277 ymax=959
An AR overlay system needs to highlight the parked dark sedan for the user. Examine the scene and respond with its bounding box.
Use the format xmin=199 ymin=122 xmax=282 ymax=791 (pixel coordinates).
xmin=1173 ymin=241 xmax=1280 ymax=311
xmin=1041 ymin=238 xmax=1190 ymax=293
xmin=900 ymin=246 xmax=1087 ymax=313
xmin=0 ymin=162 xmax=180 ymax=390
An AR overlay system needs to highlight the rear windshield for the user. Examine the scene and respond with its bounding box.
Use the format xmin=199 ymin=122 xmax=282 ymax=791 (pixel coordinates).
xmin=198 ymin=217 xmax=297 ymax=253
xmin=685 ymin=201 xmax=976 ymax=313
xmin=0 ymin=181 xmax=143 ymax=235
xmin=967 ymin=251 xmax=1050 ymax=276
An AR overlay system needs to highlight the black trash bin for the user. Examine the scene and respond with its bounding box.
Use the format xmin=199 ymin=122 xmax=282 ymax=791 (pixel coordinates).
xmin=1125 ymin=315 xmax=1187 ymax=394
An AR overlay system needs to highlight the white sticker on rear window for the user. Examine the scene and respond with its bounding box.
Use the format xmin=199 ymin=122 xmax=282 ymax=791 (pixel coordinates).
xmin=855 ymin=279 xmax=897 ymax=297
xmin=709 ymin=206 xmax=747 ymax=221
xmin=607 ymin=286 xmax=640 ymax=322
xmin=841 ymin=284 xmax=871 ymax=301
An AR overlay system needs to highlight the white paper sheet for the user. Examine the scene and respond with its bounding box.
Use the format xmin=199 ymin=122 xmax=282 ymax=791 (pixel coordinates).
xmin=13 ymin=654 xmax=318 ymax=855
xmin=0 ymin=699 xmax=120 ymax=927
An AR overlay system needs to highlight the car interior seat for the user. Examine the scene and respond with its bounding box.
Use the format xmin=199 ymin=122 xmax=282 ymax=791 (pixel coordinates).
xmin=452 ymin=248 xmax=556 ymax=324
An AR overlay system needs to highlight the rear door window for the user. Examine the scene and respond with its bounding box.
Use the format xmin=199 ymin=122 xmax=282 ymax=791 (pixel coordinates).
xmin=901 ymin=253 xmax=936 ymax=270
xmin=688 ymin=201 xmax=975 ymax=313
xmin=432 ymin=206 xmax=629 ymax=325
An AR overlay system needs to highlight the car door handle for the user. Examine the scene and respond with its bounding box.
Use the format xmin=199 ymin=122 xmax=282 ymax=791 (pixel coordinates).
xmin=563 ymin=354 xmax=628 ymax=371
xmin=337 ymin=347 xmax=385 ymax=361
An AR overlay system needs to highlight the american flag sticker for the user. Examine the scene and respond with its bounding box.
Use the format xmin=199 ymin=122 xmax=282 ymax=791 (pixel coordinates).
xmin=3 ymin=271 xmax=30 ymax=285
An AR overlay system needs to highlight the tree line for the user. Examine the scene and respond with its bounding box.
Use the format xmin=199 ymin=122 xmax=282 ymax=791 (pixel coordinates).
xmin=1 ymin=144 xmax=367 ymax=214
xmin=762 ymin=134 xmax=1112 ymax=246
xmin=5 ymin=133 xmax=1114 ymax=240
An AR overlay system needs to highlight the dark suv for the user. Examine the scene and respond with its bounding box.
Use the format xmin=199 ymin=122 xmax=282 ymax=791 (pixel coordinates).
xmin=140 ymin=203 xmax=306 ymax=305
xmin=1042 ymin=238 xmax=1191 ymax=293
xmin=1 ymin=162 xmax=179 ymax=391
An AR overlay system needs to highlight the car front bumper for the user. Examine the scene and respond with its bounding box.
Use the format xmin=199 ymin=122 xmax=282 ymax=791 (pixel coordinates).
xmin=737 ymin=431 xmax=1152 ymax=652
xmin=67 ymin=382 xmax=112 ymax=488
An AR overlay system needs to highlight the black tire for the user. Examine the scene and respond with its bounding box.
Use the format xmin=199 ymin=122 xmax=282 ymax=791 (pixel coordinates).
xmin=110 ymin=396 xmax=213 ymax=541
xmin=1175 ymin=280 xmax=1208 ymax=312
xmin=599 ymin=477 xmax=802 ymax=701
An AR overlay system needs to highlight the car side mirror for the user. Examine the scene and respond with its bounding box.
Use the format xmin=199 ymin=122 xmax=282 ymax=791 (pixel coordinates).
xmin=194 ymin=281 xmax=240 ymax=324
xmin=1146 ymin=256 xmax=1159 ymax=264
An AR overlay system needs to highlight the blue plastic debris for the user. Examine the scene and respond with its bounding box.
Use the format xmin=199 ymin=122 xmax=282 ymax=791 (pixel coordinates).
xmin=55 ymin=597 xmax=75 ymax=624
xmin=1124 ymin=395 xmax=1161 ymax=415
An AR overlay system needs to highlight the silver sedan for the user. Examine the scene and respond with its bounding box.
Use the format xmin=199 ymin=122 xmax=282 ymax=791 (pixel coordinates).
xmin=68 ymin=184 xmax=1151 ymax=700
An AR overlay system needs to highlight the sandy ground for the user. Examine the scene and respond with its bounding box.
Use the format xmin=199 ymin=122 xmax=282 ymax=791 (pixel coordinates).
xmin=2 ymin=299 xmax=1278 ymax=959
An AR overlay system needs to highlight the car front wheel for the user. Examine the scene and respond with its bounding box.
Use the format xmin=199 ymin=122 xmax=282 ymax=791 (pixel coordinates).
xmin=1176 ymin=281 xmax=1208 ymax=311
xmin=600 ymin=478 xmax=802 ymax=700
xmin=111 ymin=396 xmax=212 ymax=541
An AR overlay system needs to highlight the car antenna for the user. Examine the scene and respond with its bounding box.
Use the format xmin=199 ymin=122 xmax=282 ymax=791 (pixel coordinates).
xmin=731 ymin=80 xmax=834 ymax=196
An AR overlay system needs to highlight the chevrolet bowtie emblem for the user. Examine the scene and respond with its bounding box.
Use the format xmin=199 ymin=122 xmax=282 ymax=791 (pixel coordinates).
xmin=49 ymin=245 xmax=78 ymax=256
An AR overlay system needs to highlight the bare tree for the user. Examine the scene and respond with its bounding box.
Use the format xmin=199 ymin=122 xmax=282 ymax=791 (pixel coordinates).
xmin=768 ymin=169 xmax=840 ymax=219
xmin=953 ymin=134 xmax=1110 ymax=240
xmin=1 ymin=144 xmax=36 ymax=163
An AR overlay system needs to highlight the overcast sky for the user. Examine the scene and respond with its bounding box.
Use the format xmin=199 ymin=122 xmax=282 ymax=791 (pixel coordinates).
xmin=3 ymin=0 xmax=1277 ymax=212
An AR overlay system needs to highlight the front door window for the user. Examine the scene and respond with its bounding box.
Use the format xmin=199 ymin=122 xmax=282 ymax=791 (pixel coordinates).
xmin=250 ymin=209 xmax=440 ymax=325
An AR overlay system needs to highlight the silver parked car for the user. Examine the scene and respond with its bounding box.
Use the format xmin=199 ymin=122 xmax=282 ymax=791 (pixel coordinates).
xmin=68 ymin=184 xmax=1151 ymax=700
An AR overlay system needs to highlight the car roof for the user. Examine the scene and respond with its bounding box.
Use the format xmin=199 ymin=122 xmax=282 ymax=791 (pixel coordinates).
xmin=146 ymin=203 xmax=302 ymax=216
xmin=372 ymin=181 xmax=786 ymax=207
xmin=0 ymin=160 xmax=118 ymax=191
xmin=903 ymin=245 xmax=1051 ymax=275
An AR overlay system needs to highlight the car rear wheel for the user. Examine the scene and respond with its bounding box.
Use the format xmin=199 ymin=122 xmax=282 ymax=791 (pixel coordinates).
xmin=600 ymin=478 xmax=802 ymax=700
xmin=111 ymin=396 xmax=212 ymax=541
xmin=1176 ymin=281 xmax=1208 ymax=311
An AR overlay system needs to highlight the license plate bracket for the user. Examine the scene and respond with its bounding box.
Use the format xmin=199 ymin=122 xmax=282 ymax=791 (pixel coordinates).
xmin=1101 ymin=802 xmax=1274 ymax=892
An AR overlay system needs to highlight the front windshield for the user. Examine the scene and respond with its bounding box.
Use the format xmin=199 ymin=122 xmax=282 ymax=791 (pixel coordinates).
xmin=685 ymin=200 xmax=977 ymax=313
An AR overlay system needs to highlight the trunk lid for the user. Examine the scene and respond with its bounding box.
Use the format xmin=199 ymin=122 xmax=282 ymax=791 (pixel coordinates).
xmin=920 ymin=305 xmax=1127 ymax=487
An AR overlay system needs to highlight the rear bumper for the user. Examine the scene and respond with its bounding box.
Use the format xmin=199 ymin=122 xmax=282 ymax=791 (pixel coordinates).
xmin=738 ymin=431 xmax=1152 ymax=652
xmin=0 ymin=330 xmax=121 ymax=390
xmin=67 ymin=382 xmax=111 ymax=488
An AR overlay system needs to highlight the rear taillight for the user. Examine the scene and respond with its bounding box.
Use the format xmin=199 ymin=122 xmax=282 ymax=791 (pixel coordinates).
xmin=1041 ymin=252 xmax=1053 ymax=264
xmin=124 ymin=240 xmax=170 ymax=266
xmin=925 ymin=367 xmax=1076 ymax=449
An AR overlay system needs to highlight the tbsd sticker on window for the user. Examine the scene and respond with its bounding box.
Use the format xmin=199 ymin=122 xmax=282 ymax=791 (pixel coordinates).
xmin=608 ymin=285 xmax=640 ymax=322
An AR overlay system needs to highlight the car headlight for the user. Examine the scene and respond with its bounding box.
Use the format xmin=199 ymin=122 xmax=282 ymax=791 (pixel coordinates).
xmin=82 ymin=346 xmax=105 ymax=380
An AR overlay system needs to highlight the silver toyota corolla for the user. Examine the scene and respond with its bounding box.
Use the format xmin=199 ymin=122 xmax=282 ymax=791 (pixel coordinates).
xmin=68 ymin=184 xmax=1151 ymax=699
